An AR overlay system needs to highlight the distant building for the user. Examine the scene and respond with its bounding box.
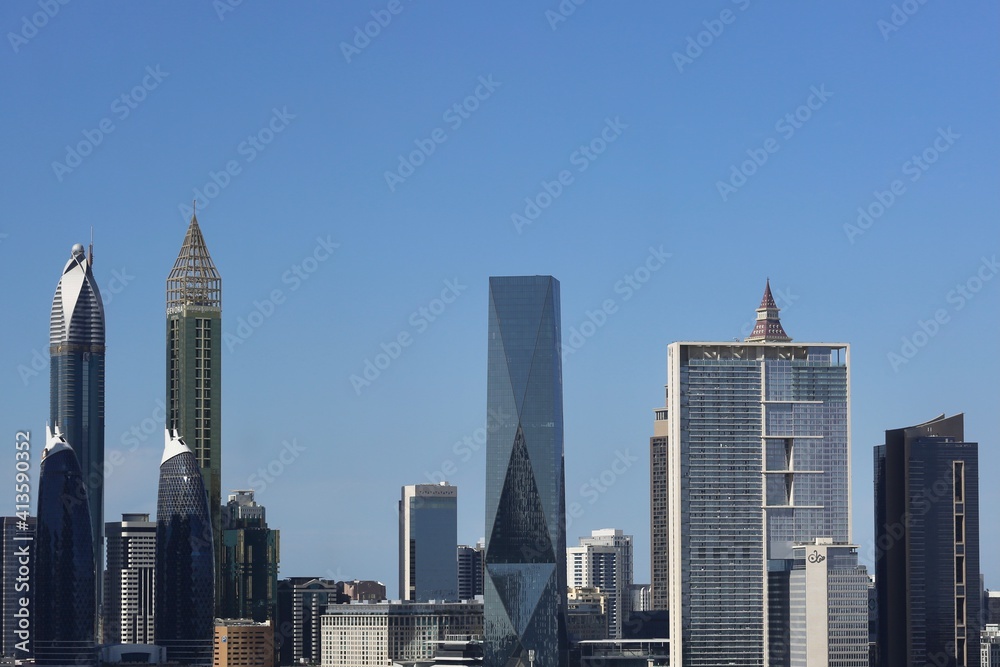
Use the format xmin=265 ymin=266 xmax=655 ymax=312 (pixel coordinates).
xmin=155 ymin=429 xmax=215 ymax=667
xmin=221 ymin=490 xmax=280 ymax=623
xmin=984 ymin=625 xmax=1000 ymax=667
xmin=99 ymin=644 xmax=167 ymax=664
xmin=320 ymin=600 xmax=482 ymax=667
xmin=987 ymin=590 xmax=1000 ymax=625
xmin=456 ymin=542 xmax=484 ymax=601
xmin=104 ymin=513 xmax=157 ymax=645
xmin=215 ymin=619 xmax=274 ymax=667
xmin=34 ymin=426 xmax=96 ymax=667
xmin=628 ymin=584 xmax=650 ymax=615
xmin=1 ymin=516 xmax=35 ymax=658
xmin=875 ymin=414 xmax=981 ymax=667
xmin=399 ymin=484 xmax=458 ymax=602
xmin=566 ymin=587 xmax=608 ymax=642
xmin=277 ymin=577 xmax=337 ymax=667
xmin=567 ymin=529 xmax=633 ymax=639
xmin=337 ymin=580 xmax=386 ymax=604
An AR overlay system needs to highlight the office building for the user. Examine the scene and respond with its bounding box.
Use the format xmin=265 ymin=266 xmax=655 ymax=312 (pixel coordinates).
xmin=34 ymin=425 xmax=96 ymax=667
xmin=277 ymin=578 xmax=338 ymax=667
xmin=221 ymin=490 xmax=280 ymax=622
xmin=167 ymin=212 xmax=223 ymax=611
xmin=986 ymin=590 xmax=1000 ymax=625
xmin=628 ymin=584 xmax=651 ymax=615
xmin=1 ymin=516 xmax=35 ymax=658
xmin=214 ymin=619 xmax=274 ymax=667
xmin=566 ymin=587 xmax=609 ymax=642
xmin=567 ymin=529 xmax=633 ymax=639
xmin=984 ymin=625 xmax=1000 ymax=667
xmin=457 ymin=541 xmax=485 ymax=601
xmin=652 ymin=281 xmax=851 ymax=666
xmin=875 ymin=413 xmax=981 ymax=667
xmin=320 ymin=600 xmax=482 ymax=667
xmin=155 ymin=429 xmax=215 ymax=666
xmin=337 ymin=579 xmax=386 ymax=604
xmin=103 ymin=513 xmax=156 ymax=645
xmin=399 ymin=483 xmax=458 ymax=602
xmin=49 ymin=242 xmax=106 ymax=599
xmin=484 ymin=276 xmax=568 ymax=667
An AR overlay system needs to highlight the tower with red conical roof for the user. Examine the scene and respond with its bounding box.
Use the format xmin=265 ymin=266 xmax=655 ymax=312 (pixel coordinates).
xmin=745 ymin=279 xmax=791 ymax=343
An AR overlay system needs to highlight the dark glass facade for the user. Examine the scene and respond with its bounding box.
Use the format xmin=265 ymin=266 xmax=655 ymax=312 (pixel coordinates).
xmin=33 ymin=433 xmax=96 ymax=666
xmin=399 ymin=484 xmax=458 ymax=602
xmin=155 ymin=433 xmax=215 ymax=666
xmin=220 ymin=491 xmax=280 ymax=622
xmin=484 ymin=276 xmax=567 ymax=667
xmin=875 ymin=413 xmax=980 ymax=667
xmin=49 ymin=244 xmax=105 ymax=593
xmin=2 ymin=516 xmax=36 ymax=658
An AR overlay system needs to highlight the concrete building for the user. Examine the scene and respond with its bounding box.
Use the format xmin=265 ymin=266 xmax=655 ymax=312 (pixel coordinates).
xmin=983 ymin=625 xmax=1000 ymax=667
xmin=337 ymin=580 xmax=386 ymax=604
xmin=104 ymin=513 xmax=157 ymax=645
xmin=214 ymin=619 xmax=274 ymax=667
xmin=276 ymin=577 xmax=338 ymax=666
xmin=628 ymin=584 xmax=650 ymax=615
xmin=567 ymin=587 xmax=609 ymax=642
xmin=320 ymin=601 xmax=482 ymax=667
xmin=399 ymin=484 xmax=457 ymax=602
xmin=986 ymin=591 xmax=1000 ymax=625
xmin=567 ymin=529 xmax=633 ymax=639
xmin=456 ymin=541 xmax=485 ymax=601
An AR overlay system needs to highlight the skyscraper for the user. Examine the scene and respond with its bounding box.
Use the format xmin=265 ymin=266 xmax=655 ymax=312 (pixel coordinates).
xmin=567 ymin=529 xmax=633 ymax=639
xmin=875 ymin=413 xmax=981 ymax=667
xmin=651 ymin=281 xmax=850 ymax=666
xmin=484 ymin=275 xmax=567 ymax=667
xmin=49 ymin=242 xmax=105 ymax=592
xmin=457 ymin=541 xmax=485 ymax=601
xmin=399 ymin=483 xmax=458 ymax=602
xmin=220 ymin=490 xmax=280 ymax=622
xmin=155 ymin=429 xmax=215 ymax=666
xmin=34 ymin=425 xmax=96 ymax=667
xmin=1 ymin=516 xmax=35 ymax=658
xmin=166 ymin=212 xmax=222 ymax=610
xmin=276 ymin=577 xmax=338 ymax=667
xmin=103 ymin=513 xmax=156 ymax=645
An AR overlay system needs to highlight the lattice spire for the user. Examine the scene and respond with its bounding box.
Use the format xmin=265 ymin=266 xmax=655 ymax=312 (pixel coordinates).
xmin=166 ymin=208 xmax=221 ymax=312
xmin=745 ymin=278 xmax=791 ymax=343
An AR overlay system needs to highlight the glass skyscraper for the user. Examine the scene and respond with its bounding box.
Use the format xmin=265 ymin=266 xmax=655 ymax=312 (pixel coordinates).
xmin=155 ymin=429 xmax=215 ymax=666
xmin=34 ymin=426 xmax=96 ymax=667
xmin=49 ymin=242 xmax=105 ymax=594
xmin=166 ymin=212 xmax=223 ymax=611
xmin=399 ymin=483 xmax=458 ymax=602
xmin=484 ymin=275 xmax=567 ymax=667
xmin=652 ymin=281 xmax=850 ymax=666
xmin=220 ymin=490 xmax=280 ymax=622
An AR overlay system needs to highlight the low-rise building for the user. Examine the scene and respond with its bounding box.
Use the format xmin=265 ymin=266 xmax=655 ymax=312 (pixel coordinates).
xmin=215 ymin=619 xmax=275 ymax=667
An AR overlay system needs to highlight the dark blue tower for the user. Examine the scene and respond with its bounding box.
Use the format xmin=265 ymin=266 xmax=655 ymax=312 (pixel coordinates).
xmin=49 ymin=242 xmax=105 ymax=586
xmin=155 ymin=430 xmax=215 ymax=666
xmin=33 ymin=425 xmax=96 ymax=667
xmin=484 ymin=276 xmax=568 ymax=667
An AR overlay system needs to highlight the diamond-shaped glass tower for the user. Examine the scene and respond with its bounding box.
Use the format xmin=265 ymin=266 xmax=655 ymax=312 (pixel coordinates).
xmin=484 ymin=276 xmax=567 ymax=667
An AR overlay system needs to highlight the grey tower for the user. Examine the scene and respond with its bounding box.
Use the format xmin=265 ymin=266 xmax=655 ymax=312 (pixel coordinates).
xmin=399 ymin=483 xmax=458 ymax=602
xmin=49 ymin=242 xmax=105 ymax=596
xmin=484 ymin=275 xmax=567 ymax=667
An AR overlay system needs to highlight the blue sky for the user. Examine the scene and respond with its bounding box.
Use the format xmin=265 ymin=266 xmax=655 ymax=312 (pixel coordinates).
xmin=1 ymin=2 xmax=997 ymax=597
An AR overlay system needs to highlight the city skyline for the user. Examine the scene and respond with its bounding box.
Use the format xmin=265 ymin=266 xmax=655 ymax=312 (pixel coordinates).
xmin=1 ymin=2 xmax=997 ymax=599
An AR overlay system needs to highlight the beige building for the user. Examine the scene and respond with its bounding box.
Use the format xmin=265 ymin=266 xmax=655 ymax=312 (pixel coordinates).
xmin=214 ymin=619 xmax=275 ymax=667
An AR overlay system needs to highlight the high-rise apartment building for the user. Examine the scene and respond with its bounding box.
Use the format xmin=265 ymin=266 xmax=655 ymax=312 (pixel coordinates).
xmin=276 ymin=577 xmax=338 ymax=667
xmin=875 ymin=413 xmax=981 ymax=667
xmin=49 ymin=242 xmax=106 ymax=598
xmin=457 ymin=541 xmax=485 ymax=601
xmin=103 ymin=513 xmax=156 ymax=645
xmin=567 ymin=529 xmax=633 ymax=639
xmin=484 ymin=275 xmax=568 ymax=667
xmin=1 ymin=516 xmax=35 ymax=658
xmin=156 ymin=429 xmax=215 ymax=666
xmin=651 ymin=281 xmax=851 ymax=666
xmin=167 ymin=212 xmax=223 ymax=611
xmin=34 ymin=426 xmax=96 ymax=667
xmin=220 ymin=490 xmax=280 ymax=623
xmin=399 ymin=483 xmax=458 ymax=602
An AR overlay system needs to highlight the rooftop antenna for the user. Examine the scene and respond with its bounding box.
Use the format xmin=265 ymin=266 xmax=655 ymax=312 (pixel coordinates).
xmin=89 ymin=226 xmax=94 ymax=266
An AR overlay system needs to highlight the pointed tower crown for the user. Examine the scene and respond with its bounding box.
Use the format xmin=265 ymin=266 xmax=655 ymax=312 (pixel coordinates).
xmin=167 ymin=211 xmax=221 ymax=313
xmin=745 ymin=279 xmax=791 ymax=343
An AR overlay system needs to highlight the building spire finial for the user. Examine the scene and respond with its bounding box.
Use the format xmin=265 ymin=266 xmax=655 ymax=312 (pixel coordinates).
xmin=745 ymin=279 xmax=791 ymax=343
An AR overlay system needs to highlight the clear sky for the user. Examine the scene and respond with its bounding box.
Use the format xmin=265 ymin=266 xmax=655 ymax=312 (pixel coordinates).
xmin=1 ymin=2 xmax=997 ymax=597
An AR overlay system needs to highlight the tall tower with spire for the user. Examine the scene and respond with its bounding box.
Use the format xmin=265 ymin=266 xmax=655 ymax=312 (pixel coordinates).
xmin=166 ymin=210 xmax=222 ymax=611
xmin=49 ymin=241 xmax=105 ymax=607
